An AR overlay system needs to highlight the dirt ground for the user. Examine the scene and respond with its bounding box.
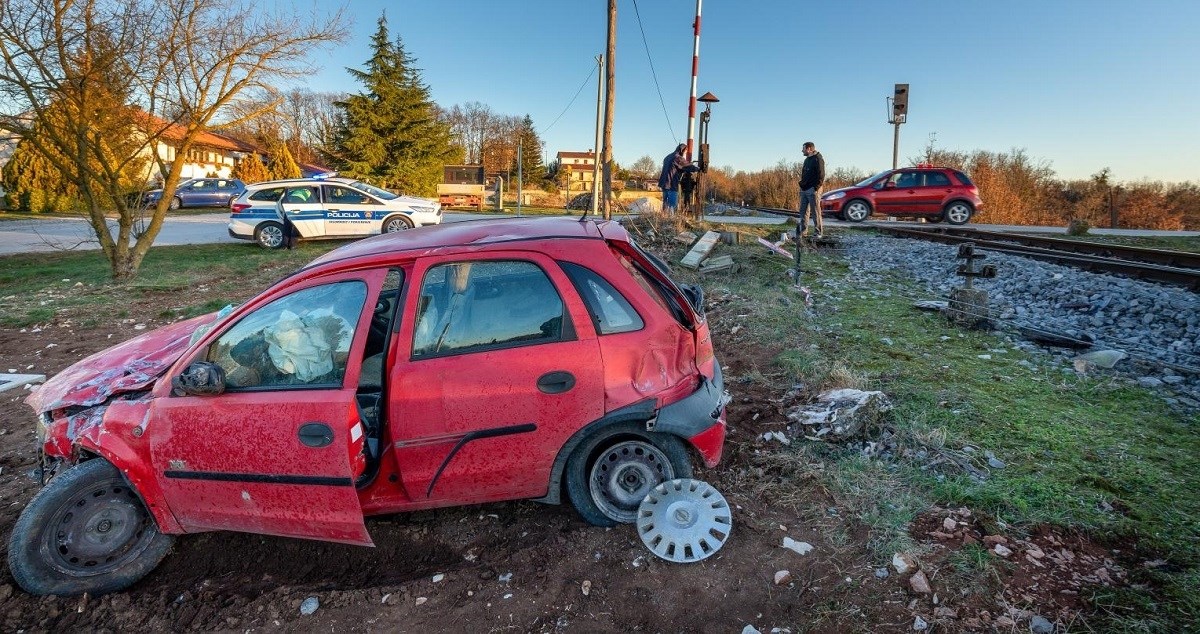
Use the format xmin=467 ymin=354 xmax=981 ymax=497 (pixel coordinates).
xmin=0 ymin=280 xmax=1133 ymax=632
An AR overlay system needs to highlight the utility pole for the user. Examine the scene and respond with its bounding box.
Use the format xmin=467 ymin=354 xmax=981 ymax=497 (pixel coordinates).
xmin=685 ymin=0 xmax=703 ymax=160
xmin=517 ymin=140 xmax=523 ymax=217
xmin=591 ymin=54 xmax=603 ymax=218
xmin=601 ymin=0 xmax=616 ymax=219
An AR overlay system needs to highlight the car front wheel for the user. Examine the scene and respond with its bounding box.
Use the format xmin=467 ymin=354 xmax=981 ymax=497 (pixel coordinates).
xmin=382 ymin=216 xmax=413 ymax=233
xmin=7 ymin=459 xmax=174 ymax=596
xmin=255 ymin=221 xmax=285 ymax=249
xmin=843 ymin=199 xmax=871 ymax=222
xmin=944 ymin=201 xmax=973 ymax=225
xmin=168 ymin=197 xmax=182 ymax=211
xmin=566 ymin=423 xmax=693 ymax=526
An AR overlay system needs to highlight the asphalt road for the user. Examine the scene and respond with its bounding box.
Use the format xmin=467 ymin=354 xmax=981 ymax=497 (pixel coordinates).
xmin=0 ymin=211 xmax=1195 ymax=256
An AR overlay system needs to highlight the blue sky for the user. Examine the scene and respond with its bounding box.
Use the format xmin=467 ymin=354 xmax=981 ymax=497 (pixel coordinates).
xmin=303 ymin=1 xmax=1200 ymax=182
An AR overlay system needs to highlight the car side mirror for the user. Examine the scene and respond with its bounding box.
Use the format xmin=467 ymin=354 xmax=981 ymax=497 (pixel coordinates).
xmin=171 ymin=361 xmax=227 ymax=396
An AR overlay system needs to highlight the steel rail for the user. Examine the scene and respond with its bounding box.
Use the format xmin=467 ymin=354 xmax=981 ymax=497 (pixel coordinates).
xmin=911 ymin=226 xmax=1200 ymax=269
xmin=870 ymin=226 xmax=1200 ymax=291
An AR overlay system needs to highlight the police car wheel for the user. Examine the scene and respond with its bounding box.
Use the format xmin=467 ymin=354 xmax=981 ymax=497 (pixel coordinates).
xmin=255 ymin=222 xmax=285 ymax=249
xmin=382 ymin=216 xmax=413 ymax=233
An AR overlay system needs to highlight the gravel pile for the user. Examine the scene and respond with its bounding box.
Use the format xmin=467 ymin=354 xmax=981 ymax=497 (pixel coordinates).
xmin=841 ymin=233 xmax=1200 ymax=407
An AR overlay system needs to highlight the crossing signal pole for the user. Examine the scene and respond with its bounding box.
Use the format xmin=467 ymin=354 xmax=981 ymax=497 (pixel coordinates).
xmin=888 ymin=83 xmax=909 ymax=169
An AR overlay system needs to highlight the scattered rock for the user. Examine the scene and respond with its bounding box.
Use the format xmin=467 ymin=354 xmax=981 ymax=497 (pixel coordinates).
xmin=983 ymin=535 xmax=1007 ymax=547
xmin=1138 ymin=376 xmax=1163 ymax=388
xmin=760 ymin=431 xmax=790 ymax=446
xmin=742 ymin=626 xmax=762 ymax=634
xmin=893 ymin=553 xmax=916 ymax=574
xmin=581 ymin=580 xmax=591 ymax=596
xmin=985 ymin=451 xmax=1006 ymax=469
xmin=995 ymin=615 xmax=1016 ymax=628
xmin=912 ymin=615 xmax=928 ymax=631
xmin=875 ymin=568 xmax=890 ymax=579
xmin=415 ymin=596 xmax=428 ymax=605
xmin=774 ymin=570 xmax=792 ymax=585
xmin=1163 ymin=375 xmax=1185 ymax=385
xmin=786 ymin=388 xmax=893 ymax=440
xmin=498 ymin=572 xmax=513 ymax=583
xmin=299 ymin=597 xmax=319 ymax=616
xmin=942 ymin=517 xmax=957 ymax=531
xmin=432 ymin=573 xmax=445 ymax=583
xmin=1030 ymin=615 xmax=1054 ymax=633
xmin=993 ymin=544 xmax=1013 ymax=558
xmin=933 ymin=607 xmax=958 ymax=619
xmin=781 ymin=537 xmax=813 ymax=556
xmin=908 ymin=570 xmax=933 ymax=595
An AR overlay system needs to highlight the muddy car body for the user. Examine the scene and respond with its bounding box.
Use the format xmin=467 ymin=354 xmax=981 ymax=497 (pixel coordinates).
xmin=10 ymin=217 xmax=728 ymax=596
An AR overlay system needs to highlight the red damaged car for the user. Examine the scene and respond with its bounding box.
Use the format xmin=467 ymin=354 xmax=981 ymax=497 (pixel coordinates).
xmin=9 ymin=217 xmax=728 ymax=596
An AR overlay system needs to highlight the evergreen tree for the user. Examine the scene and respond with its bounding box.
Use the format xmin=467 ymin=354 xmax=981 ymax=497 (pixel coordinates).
xmin=232 ymin=153 xmax=271 ymax=183
xmin=267 ymin=141 xmax=301 ymax=180
xmin=330 ymin=14 xmax=457 ymax=196
xmin=515 ymin=115 xmax=545 ymax=185
xmin=1 ymin=137 xmax=79 ymax=212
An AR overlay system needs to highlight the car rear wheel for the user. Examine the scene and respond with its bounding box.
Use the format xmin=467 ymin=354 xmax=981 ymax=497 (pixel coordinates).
xmin=944 ymin=201 xmax=973 ymax=225
xmin=7 ymin=459 xmax=174 ymax=596
xmin=382 ymin=216 xmax=413 ymax=233
xmin=168 ymin=197 xmax=181 ymax=211
xmin=843 ymin=199 xmax=871 ymax=222
xmin=255 ymin=221 xmax=285 ymax=249
xmin=566 ymin=423 xmax=693 ymax=526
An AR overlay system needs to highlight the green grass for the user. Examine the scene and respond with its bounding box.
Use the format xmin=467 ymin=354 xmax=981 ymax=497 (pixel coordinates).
xmin=1040 ymin=233 xmax=1200 ymax=253
xmin=664 ymin=223 xmax=1200 ymax=630
xmin=0 ymin=241 xmax=342 ymax=325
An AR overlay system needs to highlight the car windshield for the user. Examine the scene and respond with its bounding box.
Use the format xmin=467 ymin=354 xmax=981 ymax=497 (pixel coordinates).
xmin=349 ymin=181 xmax=398 ymax=201
xmin=854 ymin=171 xmax=891 ymax=187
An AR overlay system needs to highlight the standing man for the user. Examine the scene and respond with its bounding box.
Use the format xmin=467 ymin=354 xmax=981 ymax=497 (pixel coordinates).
xmin=798 ymin=141 xmax=826 ymax=238
xmin=658 ymin=143 xmax=688 ymax=214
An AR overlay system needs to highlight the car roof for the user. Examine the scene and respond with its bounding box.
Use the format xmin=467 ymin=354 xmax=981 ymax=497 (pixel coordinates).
xmin=244 ymin=176 xmax=357 ymax=189
xmin=304 ymin=217 xmax=624 ymax=270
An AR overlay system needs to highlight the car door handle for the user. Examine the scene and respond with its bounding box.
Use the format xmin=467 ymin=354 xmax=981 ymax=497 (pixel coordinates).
xmin=537 ymin=371 xmax=576 ymax=394
xmin=298 ymin=423 xmax=334 ymax=448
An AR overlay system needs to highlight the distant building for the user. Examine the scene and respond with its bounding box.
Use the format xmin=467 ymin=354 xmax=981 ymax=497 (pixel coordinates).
xmin=556 ymin=150 xmax=596 ymax=193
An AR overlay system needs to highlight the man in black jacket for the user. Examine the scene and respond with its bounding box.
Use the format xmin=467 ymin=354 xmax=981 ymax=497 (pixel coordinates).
xmin=798 ymin=141 xmax=825 ymax=238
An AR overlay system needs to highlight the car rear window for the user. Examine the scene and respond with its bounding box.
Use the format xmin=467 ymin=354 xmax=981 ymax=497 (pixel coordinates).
xmin=952 ymin=170 xmax=974 ymax=186
xmin=560 ymin=262 xmax=643 ymax=335
xmin=926 ymin=172 xmax=951 ymax=186
xmin=612 ymin=247 xmax=690 ymax=328
xmin=249 ymin=187 xmax=286 ymax=202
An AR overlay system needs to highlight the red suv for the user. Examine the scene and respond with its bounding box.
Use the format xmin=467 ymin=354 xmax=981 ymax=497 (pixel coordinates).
xmin=9 ymin=217 xmax=728 ymax=596
xmin=821 ymin=166 xmax=982 ymax=225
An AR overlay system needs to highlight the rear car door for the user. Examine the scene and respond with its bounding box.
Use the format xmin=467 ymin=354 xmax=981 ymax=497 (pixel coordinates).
xmin=150 ymin=270 xmax=388 ymax=544
xmin=278 ymin=185 xmax=326 ymax=237
xmin=388 ymin=253 xmax=604 ymax=505
xmin=322 ymin=184 xmax=380 ymax=237
xmin=918 ymin=171 xmax=954 ymax=213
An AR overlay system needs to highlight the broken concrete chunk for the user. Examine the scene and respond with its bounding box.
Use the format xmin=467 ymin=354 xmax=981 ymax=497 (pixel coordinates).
xmin=781 ymin=537 xmax=813 ymax=556
xmin=786 ymin=389 xmax=893 ymax=440
xmin=680 ymin=231 xmax=722 ymax=269
xmin=676 ymin=231 xmax=699 ymax=244
xmin=699 ymin=255 xmax=736 ymax=273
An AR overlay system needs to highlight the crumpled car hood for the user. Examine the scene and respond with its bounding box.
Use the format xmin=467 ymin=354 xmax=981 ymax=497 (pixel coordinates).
xmin=27 ymin=313 xmax=215 ymax=413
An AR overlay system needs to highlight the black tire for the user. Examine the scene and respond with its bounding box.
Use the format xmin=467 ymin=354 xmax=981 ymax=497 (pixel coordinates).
xmin=843 ymin=199 xmax=871 ymax=222
xmin=7 ymin=459 xmax=173 ymax=596
xmin=255 ymin=221 xmax=285 ymax=249
xmin=944 ymin=201 xmax=973 ymax=225
xmin=168 ymin=196 xmax=181 ymax=211
xmin=565 ymin=422 xmax=693 ymax=527
xmin=924 ymin=213 xmax=943 ymax=224
xmin=382 ymin=215 xmax=413 ymax=233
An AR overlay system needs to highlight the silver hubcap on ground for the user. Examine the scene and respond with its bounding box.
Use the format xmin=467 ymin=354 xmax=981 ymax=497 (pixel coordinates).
xmin=589 ymin=440 xmax=674 ymax=523
xmin=946 ymin=203 xmax=971 ymax=223
xmin=637 ymin=479 xmax=732 ymax=563
xmin=48 ymin=480 xmax=155 ymax=577
xmin=259 ymin=225 xmax=283 ymax=248
xmin=846 ymin=201 xmax=869 ymax=221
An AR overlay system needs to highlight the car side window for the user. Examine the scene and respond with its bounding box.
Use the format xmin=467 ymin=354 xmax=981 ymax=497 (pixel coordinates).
xmin=283 ymin=186 xmax=319 ymax=204
xmin=895 ymin=172 xmax=921 ymax=188
xmin=324 ymin=186 xmax=369 ymax=205
xmin=412 ymin=260 xmax=567 ymax=358
xmin=250 ymin=187 xmax=287 ymax=202
xmin=191 ymin=180 xmax=209 ymax=190
xmin=206 ymin=281 xmax=367 ymax=389
xmin=560 ymin=262 xmax=643 ymax=334
xmin=926 ymin=172 xmax=951 ymax=187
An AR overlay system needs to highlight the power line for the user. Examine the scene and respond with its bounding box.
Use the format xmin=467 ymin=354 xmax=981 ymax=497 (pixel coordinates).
xmin=631 ymin=0 xmax=678 ymax=143
xmin=540 ymin=63 xmax=599 ymax=136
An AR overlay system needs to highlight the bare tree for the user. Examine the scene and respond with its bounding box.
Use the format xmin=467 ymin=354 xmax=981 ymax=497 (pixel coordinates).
xmin=0 ymin=0 xmax=346 ymax=279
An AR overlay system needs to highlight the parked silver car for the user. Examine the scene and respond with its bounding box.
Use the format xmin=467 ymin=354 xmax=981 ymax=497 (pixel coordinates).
xmin=229 ymin=176 xmax=442 ymax=249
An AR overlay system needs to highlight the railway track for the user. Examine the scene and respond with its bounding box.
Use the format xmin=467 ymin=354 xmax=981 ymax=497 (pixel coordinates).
xmin=869 ymin=226 xmax=1200 ymax=291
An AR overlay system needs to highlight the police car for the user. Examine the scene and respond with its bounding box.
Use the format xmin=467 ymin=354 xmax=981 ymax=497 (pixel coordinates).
xmin=228 ymin=175 xmax=443 ymax=249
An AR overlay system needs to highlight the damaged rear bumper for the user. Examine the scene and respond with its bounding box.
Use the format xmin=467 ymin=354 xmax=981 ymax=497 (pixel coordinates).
xmin=649 ymin=363 xmax=730 ymax=468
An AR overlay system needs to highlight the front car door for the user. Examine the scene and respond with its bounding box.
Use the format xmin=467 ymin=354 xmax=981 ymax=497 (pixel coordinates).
xmin=322 ymin=184 xmax=380 ymax=236
xmin=873 ymin=170 xmax=920 ymax=215
xmin=388 ymin=253 xmax=604 ymax=506
xmin=149 ymin=270 xmax=387 ymax=544
xmin=278 ymin=185 xmax=326 ymax=237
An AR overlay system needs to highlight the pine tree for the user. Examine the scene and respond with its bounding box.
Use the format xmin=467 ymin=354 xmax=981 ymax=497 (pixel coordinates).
xmin=1 ymin=138 xmax=78 ymax=212
xmin=515 ymin=115 xmax=545 ymax=185
xmin=232 ymin=153 xmax=271 ymax=183
xmin=267 ymin=141 xmax=301 ymax=180
xmin=330 ymin=14 xmax=457 ymax=196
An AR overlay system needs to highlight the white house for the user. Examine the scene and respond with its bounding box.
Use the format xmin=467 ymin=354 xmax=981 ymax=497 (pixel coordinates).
xmin=556 ymin=150 xmax=596 ymax=193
